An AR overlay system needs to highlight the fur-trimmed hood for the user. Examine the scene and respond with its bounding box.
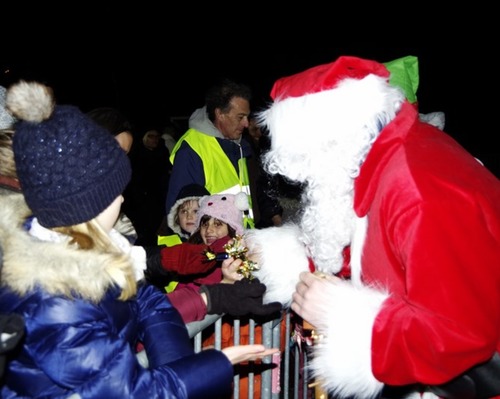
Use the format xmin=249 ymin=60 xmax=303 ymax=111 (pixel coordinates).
xmin=167 ymin=195 xmax=203 ymax=239
xmin=0 ymin=194 xmax=134 ymax=302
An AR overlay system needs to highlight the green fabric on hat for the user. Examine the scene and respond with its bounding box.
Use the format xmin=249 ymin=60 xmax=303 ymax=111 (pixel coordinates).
xmin=384 ymin=55 xmax=419 ymax=104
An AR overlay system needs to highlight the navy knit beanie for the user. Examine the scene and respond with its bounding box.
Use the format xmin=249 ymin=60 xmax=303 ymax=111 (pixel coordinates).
xmin=6 ymin=81 xmax=131 ymax=228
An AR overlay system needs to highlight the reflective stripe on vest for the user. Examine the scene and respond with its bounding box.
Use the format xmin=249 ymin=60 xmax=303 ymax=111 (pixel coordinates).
xmin=157 ymin=234 xmax=183 ymax=247
xmin=156 ymin=234 xmax=183 ymax=293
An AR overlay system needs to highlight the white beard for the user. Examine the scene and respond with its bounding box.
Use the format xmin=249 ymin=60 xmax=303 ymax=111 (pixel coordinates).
xmin=264 ymin=142 xmax=361 ymax=274
xmin=298 ymin=172 xmax=356 ymax=274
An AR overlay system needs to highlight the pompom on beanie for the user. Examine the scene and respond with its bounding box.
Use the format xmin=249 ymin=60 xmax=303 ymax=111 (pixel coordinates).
xmin=6 ymin=80 xmax=131 ymax=228
xmin=196 ymin=192 xmax=249 ymax=236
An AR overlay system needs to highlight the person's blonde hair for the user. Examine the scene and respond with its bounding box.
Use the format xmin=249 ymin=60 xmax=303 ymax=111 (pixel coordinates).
xmin=0 ymin=128 xmax=16 ymax=178
xmin=53 ymin=219 xmax=137 ymax=300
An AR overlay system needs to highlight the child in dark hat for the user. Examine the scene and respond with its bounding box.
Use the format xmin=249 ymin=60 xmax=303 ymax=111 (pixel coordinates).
xmin=158 ymin=183 xmax=210 ymax=246
xmin=149 ymin=183 xmax=211 ymax=293
xmin=0 ymin=80 xmax=278 ymax=398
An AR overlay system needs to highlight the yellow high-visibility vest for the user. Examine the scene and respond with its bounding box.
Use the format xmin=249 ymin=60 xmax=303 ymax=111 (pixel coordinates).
xmin=170 ymin=129 xmax=254 ymax=229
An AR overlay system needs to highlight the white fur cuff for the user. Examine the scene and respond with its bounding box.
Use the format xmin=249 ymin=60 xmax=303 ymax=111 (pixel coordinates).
xmin=310 ymin=279 xmax=388 ymax=398
xmin=245 ymin=223 xmax=309 ymax=307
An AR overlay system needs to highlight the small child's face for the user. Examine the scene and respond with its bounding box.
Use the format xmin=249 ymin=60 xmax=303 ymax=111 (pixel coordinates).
xmin=178 ymin=200 xmax=199 ymax=234
xmin=200 ymin=217 xmax=230 ymax=245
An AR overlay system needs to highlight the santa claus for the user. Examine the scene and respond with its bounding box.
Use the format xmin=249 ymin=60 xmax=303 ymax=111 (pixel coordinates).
xmin=245 ymin=56 xmax=500 ymax=399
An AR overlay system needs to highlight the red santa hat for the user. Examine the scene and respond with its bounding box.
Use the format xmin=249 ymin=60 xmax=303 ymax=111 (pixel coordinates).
xmin=270 ymin=56 xmax=390 ymax=101
xmin=259 ymin=56 xmax=402 ymax=179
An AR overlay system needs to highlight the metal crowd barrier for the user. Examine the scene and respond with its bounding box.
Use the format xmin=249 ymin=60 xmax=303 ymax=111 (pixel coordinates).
xmin=187 ymin=311 xmax=313 ymax=399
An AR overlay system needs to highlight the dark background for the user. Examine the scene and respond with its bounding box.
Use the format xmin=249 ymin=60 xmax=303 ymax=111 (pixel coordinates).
xmin=1 ymin=12 xmax=496 ymax=177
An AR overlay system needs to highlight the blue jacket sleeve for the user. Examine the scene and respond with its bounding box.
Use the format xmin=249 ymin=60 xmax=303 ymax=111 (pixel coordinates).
xmin=135 ymin=284 xmax=234 ymax=399
xmin=136 ymin=283 xmax=194 ymax=366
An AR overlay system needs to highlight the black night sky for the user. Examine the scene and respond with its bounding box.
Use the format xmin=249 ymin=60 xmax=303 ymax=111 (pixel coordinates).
xmin=2 ymin=16 xmax=496 ymax=177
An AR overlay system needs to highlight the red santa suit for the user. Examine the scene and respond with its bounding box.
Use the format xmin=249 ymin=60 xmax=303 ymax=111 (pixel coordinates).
xmin=245 ymin=56 xmax=500 ymax=398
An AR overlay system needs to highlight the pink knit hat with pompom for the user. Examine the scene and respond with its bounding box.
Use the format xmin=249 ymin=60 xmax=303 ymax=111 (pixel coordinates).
xmin=196 ymin=192 xmax=249 ymax=236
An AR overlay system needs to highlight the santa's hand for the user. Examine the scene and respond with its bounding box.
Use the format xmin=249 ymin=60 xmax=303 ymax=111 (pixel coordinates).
xmin=291 ymin=271 xmax=339 ymax=328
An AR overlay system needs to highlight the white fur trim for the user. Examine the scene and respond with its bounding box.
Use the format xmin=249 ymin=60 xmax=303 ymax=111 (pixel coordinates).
xmin=397 ymin=393 xmax=439 ymax=399
xmin=419 ymin=112 xmax=445 ymax=130
xmin=109 ymin=229 xmax=146 ymax=282
xmin=421 ymin=393 xmax=439 ymax=399
xmin=350 ymin=215 xmax=367 ymax=287
xmin=167 ymin=195 xmax=201 ymax=238
xmin=244 ymin=223 xmax=309 ymax=307
xmin=0 ymin=194 xmax=135 ymax=301
xmin=309 ymin=279 xmax=388 ymax=398
xmin=260 ymin=75 xmax=403 ymax=175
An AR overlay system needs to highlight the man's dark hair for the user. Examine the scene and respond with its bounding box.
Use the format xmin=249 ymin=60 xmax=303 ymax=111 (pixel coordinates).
xmin=205 ymin=78 xmax=252 ymax=122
